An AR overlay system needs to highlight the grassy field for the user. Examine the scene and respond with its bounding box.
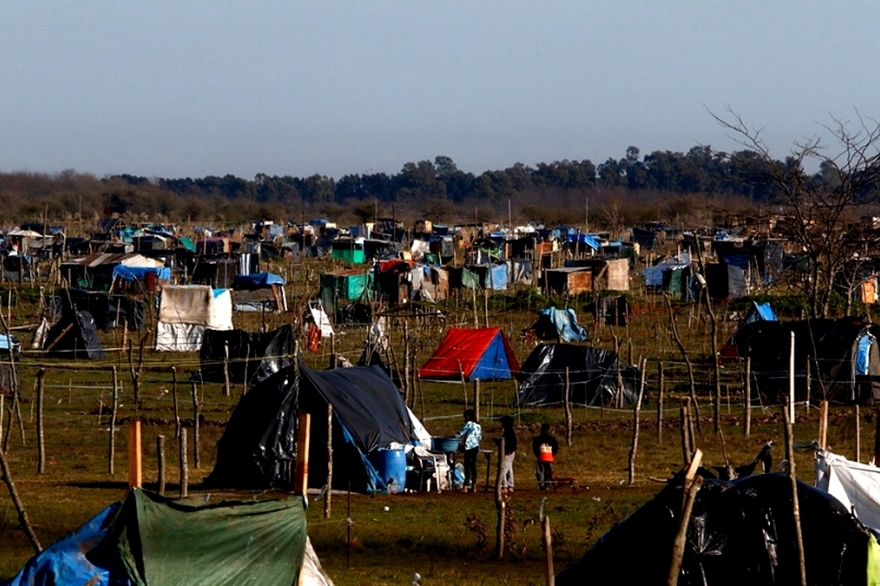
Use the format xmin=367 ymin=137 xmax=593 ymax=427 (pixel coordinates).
xmin=0 ymin=268 xmax=869 ymax=585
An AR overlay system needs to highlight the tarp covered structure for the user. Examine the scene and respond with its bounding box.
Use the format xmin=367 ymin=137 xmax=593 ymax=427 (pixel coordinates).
xmin=199 ymin=325 xmax=294 ymax=384
xmin=156 ymin=285 xmax=233 ymax=352
xmin=206 ymin=362 xmax=420 ymax=492
xmin=52 ymin=288 xmax=144 ymax=331
xmin=528 ymin=306 xmax=589 ymax=342
xmin=418 ymin=327 xmax=520 ymax=382
xmin=735 ymin=317 xmax=880 ymax=403
xmin=516 ymin=344 xmax=640 ymax=406
xmin=43 ymin=309 xmax=105 ymax=360
xmin=816 ymin=449 xmax=880 ymax=532
xmin=2 ymin=488 xmax=335 ymax=586
xmin=556 ymin=473 xmax=875 ymax=586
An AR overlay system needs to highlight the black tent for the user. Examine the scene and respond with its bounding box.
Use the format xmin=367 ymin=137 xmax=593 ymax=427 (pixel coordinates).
xmin=199 ymin=325 xmax=294 ymax=384
xmin=736 ymin=317 xmax=880 ymax=404
xmin=515 ymin=344 xmax=641 ymax=407
xmin=556 ymin=473 xmax=870 ymax=585
xmin=43 ymin=309 xmax=105 ymax=360
xmin=206 ymin=361 xmax=418 ymax=492
xmin=52 ymin=288 xmax=144 ymax=331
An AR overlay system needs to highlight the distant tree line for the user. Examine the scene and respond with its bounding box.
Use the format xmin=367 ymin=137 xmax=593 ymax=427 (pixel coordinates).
xmin=2 ymin=144 xmax=878 ymax=228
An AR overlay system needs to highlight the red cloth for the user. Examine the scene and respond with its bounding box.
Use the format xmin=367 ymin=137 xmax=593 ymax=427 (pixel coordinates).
xmin=307 ymin=323 xmax=321 ymax=353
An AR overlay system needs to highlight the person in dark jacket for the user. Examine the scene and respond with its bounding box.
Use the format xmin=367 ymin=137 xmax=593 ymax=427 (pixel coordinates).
xmin=494 ymin=415 xmax=517 ymax=494
xmin=532 ymin=423 xmax=559 ymax=490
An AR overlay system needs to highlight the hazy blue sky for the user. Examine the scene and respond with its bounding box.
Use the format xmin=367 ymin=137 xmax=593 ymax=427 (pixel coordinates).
xmin=2 ymin=2 xmax=877 ymax=179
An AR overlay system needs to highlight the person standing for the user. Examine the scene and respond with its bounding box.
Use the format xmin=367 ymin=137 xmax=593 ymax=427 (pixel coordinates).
xmin=496 ymin=415 xmax=517 ymax=494
xmin=457 ymin=408 xmax=482 ymax=492
xmin=532 ymin=423 xmax=559 ymax=490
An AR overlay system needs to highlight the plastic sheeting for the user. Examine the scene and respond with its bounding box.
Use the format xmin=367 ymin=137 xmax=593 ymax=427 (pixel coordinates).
xmin=516 ymin=344 xmax=639 ymax=406
xmin=199 ymin=325 xmax=294 ymax=384
xmin=207 ymin=362 xmax=421 ymax=492
xmin=232 ymin=272 xmax=285 ymax=289
xmin=816 ymin=449 xmax=880 ymax=531
xmin=556 ymin=473 xmax=872 ymax=586
xmin=529 ymin=306 xmax=589 ymax=342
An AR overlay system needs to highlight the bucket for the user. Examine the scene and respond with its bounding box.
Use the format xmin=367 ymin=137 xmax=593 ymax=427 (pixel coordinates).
xmin=370 ymin=448 xmax=407 ymax=494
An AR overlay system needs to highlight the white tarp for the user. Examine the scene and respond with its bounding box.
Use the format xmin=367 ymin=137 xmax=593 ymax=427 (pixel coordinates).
xmin=300 ymin=537 xmax=335 ymax=586
xmin=309 ymin=303 xmax=335 ymax=338
xmin=156 ymin=286 xmax=232 ymax=351
xmin=815 ymin=449 xmax=880 ymax=530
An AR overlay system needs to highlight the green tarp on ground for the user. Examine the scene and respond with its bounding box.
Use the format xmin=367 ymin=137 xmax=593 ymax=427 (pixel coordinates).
xmin=114 ymin=489 xmax=307 ymax=586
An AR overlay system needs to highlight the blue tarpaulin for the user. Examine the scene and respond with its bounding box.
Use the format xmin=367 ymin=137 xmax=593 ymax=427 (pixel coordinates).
xmin=2 ymin=504 xmax=124 ymax=586
xmin=531 ymin=306 xmax=589 ymax=342
xmin=111 ymin=265 xmax=171 ymax=282
xmin=232 ymin=272 xmax=285 ymax=289
xmin=856 ymin=334 xmax=874 ymax=376
xmin=567 ymin=233 xmax=601 ymax=251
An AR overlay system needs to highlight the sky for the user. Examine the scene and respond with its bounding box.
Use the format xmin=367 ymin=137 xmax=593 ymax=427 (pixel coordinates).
xmin=2 ymin=1 xmax=879 ymax=180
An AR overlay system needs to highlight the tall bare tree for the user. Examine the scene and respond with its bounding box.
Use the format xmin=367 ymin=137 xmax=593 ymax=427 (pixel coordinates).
xmin=713 ymin=109 xmax=880 ymax=317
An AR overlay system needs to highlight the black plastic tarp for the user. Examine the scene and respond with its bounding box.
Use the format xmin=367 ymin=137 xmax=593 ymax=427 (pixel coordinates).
xmin=53 ymin=288 xmax=144 ymax=331
xmin=736 ymin=317 xmax=880 ymax=404
xmin=515 ymin=344 xmax=640 ymax=407
xmin=206 ymin=362 xmax=417 ymax=491
xmin=44 ymin=310 xmax=105 ymax=360
xmin=199 ymin=325 xmax=294 ymax=384
xmin=557 ymin=473 xmax=871 ymax=585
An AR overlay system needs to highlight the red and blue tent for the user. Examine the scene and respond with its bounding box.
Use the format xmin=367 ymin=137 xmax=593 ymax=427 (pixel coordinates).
xmin=419 ymin=327 xmax=520 ymax=381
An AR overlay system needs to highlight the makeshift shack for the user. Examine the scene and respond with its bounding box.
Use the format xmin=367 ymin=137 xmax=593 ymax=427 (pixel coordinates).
xmin=156 ymin=285 xmax=233 ymax=352
xmin=516 ymin=344 xmax=639 ymax=406
xmin=199 ymin=325 xmax=294 ymax=384
xmin=231 ymin=271 xmax=287 ymax=312
xmin=43 ymin=308 xmax=105 ymax=360
xmin=735 ymin=317 xmax=880 ymax=403
xmin=319 ymin=269 xmax=370 ymax=321
xmin=206 ymin=362 xmax=425 ymax=493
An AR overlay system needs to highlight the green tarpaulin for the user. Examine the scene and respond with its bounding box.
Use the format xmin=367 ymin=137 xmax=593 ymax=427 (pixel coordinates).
xmin=114 ymin=489 xmax=307 ymax=586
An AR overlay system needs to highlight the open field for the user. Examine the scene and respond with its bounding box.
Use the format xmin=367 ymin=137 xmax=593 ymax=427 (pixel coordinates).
xmin=0 ymin=267 xmax=871 ymax=585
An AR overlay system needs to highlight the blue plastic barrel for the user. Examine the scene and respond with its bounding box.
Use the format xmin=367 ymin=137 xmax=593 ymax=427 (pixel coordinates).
xmin=370 ymin=448 xmax=407 ymax=494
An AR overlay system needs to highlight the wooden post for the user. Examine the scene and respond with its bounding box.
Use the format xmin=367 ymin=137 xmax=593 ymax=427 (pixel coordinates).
xmin=494 ymin=436 xmax=506 ymax=559
xmin=242 ymin=343 xmax=250 ymax=395
xmin=627 ymin=362 xmax=646 ymax=486
xmin=564 ymin=367 xmax=572 ymax=447
xmin=157 ymin=435 xmax=166 ymax=496
xmin=484 ymin=288 xmax=489 ymax=328
xmin=819 ymin=401 xmax=829 ymax=451
xmin=223 ymin=341 xmax=231 ymax=397
xmin=459 ymin=361 xmax=469 ymax=410
xmin=36 ymin=368 xmax=45 ymax=474
xmin=667 ymin=476 xmax=703 ymax=586
xmin=473 ymin=379 xmax=481 ymax=423
xmin=172 ymin=367 xmax=181 ymax=439
xmin=782 ymin=402 xmax=807 ymax=586
xmin=0 ymin=444 xmax=42 ymax=553
xmin=789 ymin=331 xmax=796 ymax=424
xmin=542 ymin=515 xmax=554 ymax=586
xmin=179 ymin=428 xmax=188 ymax=497
xmin=657 ymin=361 xmax=664 ymax=444
xmin=295 ymin=413 xmax=311 ymax=494
xmin=855 ymin=405 xmax=860 ymax=463
xmin=403 ymin=324 xmax=410 ymax=405
xmin=191 ymin=378 xmax=200 ymax=469
xmin=128 ymin=420 xmax=142 ymax=488
xmin=680 ymin=404 xmax=691 ymax=466
xmin=325 ymin=405 xmax=333 ymax=519
xmin=109 ymin=366 xmax=119 ymax=474
xmin=744 ymin=357 xmax=751 ymax=437
xmin=805 ymin=357 xmax=811 ymax=413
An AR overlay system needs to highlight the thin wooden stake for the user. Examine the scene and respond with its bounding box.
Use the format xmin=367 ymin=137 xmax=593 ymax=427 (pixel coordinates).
xmin=0 ymin=444 xmax=41 ymax=553
xmin=157 ymin=434 xmax=166 ymax=496
xmin=325 ymin=404 xmax=333 ymax=519
xmin=542 ymin=515 xmax=555 ymax=586
xmin=191 ymin=378 xmax=200 ymax=469
xmin=782 ymin=402 xmax=807 ymax=586
xmin=179 ymin=428 xmax=188 ymax=498
xmin=657 ymin=361 xmax=664 ymax=444
xmin=223 ymin=341 xmax=231 ymax=397
xmin=128 ymin=420 xmax=142 ymax=488
xmin=109 ymin=366 xmax=119 ymax=474
xmin=627 ymin=361 xmax=647 ymax=486
xmin=667 ymin=476 xmax=703 ymax=586
xmin=495 ymin=436 xmax=506 ymax=559
xmin=744 ymin=357 xmax=752 ymax=437
xmin=172 ymin=367 xmax=180 ymax=439
xmin=36 ymin=369 xmax=45 ymax=474
xmin=855 ymin=405 xmax=861 ymax=463
xmin=564 ymin=367 xmax=572 ymax=447
xmin=819 ymin=401 xmax=829 ymax=451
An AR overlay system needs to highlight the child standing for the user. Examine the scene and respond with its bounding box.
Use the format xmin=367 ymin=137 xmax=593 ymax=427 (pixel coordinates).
xmin=532 ymin=423 xmax=559 ymax=490
xmin=457 ymin=409 xmax=482 ymax=492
